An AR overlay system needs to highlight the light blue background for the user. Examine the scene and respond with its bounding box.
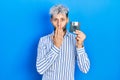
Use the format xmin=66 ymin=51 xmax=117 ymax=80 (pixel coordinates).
xmin=0 ymin=0 xmax=120 ymax=80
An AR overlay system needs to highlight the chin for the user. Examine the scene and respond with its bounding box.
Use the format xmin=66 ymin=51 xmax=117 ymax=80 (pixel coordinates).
xmin=54 ymin=27 xmax=66 ymax=31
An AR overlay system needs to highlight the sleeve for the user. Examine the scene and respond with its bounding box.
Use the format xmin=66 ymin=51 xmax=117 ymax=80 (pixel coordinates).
xmin=36 ymin=38 xmax=60 ymax=74
xmin=76 ymin=47 xmax=90 ymax=73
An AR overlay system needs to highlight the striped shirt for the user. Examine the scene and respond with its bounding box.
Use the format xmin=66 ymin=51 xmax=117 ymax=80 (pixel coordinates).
xmin=36 ymin=30 xmax=90 ymax=80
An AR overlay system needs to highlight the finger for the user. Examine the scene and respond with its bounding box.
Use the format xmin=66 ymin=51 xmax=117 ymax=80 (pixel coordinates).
xmin=75 ymin=30 xmax=80 ymax=32
xmin=58 ymin=28 xmax=63 ymax=36
xmin=76 ymin=37 xmax=80 ymax=41
xmin=57 ymin=28 xmax=60 ymax=35
xmin=76 ymin=35 xmax=86 ymax=41
xmin=78 ymin=32 xmax=86 ymax=39
xmin=77 ymin=34 xmax=82 ymax=38
xmin=56 ymin=28 xmax=62 ymax=39
xmin=75 ymin=30 xmax=81 ymax=35
xmin=61 ymin=29 xmax=64 ymax=37
xmin=76 ymin=31 xmax=85 ymax=37
xmin=55 ymin=28 xmax=58 ymax=37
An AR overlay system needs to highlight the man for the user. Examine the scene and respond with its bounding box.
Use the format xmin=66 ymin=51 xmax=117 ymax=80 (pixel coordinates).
xmin=36 ymin=4 xmax=90 ymax=80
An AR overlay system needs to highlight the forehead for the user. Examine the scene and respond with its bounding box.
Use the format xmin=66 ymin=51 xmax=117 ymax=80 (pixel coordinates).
xmin=52 ymin=13 xmax=67 ymax=19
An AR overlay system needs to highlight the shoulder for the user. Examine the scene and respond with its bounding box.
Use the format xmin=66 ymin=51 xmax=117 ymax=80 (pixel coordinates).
xmin=38 ymin=34 xmax=51 ymax=44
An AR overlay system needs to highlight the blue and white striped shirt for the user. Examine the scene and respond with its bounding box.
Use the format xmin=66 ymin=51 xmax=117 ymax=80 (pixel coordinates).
xmin=36 ymin=31 xmax=90 ymax=80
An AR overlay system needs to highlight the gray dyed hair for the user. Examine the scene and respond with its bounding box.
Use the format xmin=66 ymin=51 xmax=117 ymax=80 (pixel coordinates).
xmin=49 ymin=4 xmax=69 ymax=17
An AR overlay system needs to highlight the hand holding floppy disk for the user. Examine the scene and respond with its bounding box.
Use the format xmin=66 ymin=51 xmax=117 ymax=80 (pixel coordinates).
xmin=70 ymin=21 xmax=80 ymax=33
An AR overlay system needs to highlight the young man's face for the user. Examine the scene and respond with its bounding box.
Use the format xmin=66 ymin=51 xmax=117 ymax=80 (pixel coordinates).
xmin=51 ymin=13 xmax=69 ymax=31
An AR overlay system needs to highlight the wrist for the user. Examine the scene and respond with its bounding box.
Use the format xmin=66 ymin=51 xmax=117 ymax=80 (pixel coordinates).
xmin=77 ymin=45 xmax=83 ymax=48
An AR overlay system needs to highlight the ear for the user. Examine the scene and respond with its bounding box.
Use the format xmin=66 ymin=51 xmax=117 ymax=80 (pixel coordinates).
xmin=50 ymin=18 xmax=52 ymax=23
xmin=67 ymin=18 xmax=69 ymax=23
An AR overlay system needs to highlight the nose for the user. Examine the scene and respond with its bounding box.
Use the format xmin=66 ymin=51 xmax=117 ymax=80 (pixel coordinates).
xmin=57 ymin=20 xmax=61 ymax=28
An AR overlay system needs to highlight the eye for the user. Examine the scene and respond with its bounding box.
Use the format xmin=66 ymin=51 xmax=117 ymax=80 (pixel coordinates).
xmin=61 ymin=18 xmax=65 ymax=21
xmin=53 ymin=18 xmax=57 ymax=22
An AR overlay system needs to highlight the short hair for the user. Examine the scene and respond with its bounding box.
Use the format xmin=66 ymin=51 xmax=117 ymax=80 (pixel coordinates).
xmin=49 ymin=4 xmax=69 ymax=18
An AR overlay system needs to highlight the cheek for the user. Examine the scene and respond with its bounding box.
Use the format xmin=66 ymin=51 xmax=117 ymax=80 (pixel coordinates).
xmin=52 ymin=22 xmax=58 ymax=28
xmin=61 ymin=21 xmax=67 ymax=27
xmin=52 ymin=21 xmax=57 ymax=25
